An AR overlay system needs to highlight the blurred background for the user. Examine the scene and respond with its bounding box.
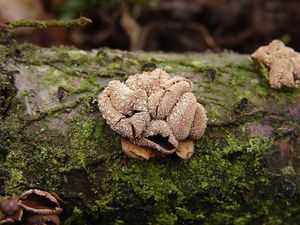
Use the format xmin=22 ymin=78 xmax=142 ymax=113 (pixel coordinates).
xmin=1 ymin=0 xmax=299 ymax=53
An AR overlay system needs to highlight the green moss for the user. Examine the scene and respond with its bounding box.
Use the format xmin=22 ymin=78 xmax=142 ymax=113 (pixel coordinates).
xmin=78 ymin=128 xmax=278 ymax=224
xmin=67 ymin=50 xmax=85 ymax=59
xmin=281 ymin=164 xmax=296 ymax=176
xmin=175 ymin=207 xmax=204 ymax=220
xmin=128 ymin=59 xmax=139 ymax=66
xmin=223 ymin=134 xmax=273 ymax=156
xmin=0 ymin=75 xmax=17 ymax=118
xmin=63 ymin=207 xmax=86 ymax=225
xmin=152 ymin=59 xmax=195 ymax=74
xmin=232 ymin=213 xmax=252 ymax=225
xmin=42 ymin=68 xmax=68 ymax=87
xmin=107 ymin=63 xmax=122 ymax=70
xmin=4 ymin=168 xmax=24 ymax=193
xmin=113 ymin=219 xmax=125 ymax=225
xmin=209 ymin=105 xmax=221 ymax=121
xmin=187 ymin=60 xmax=204 ymax=69
xmin=255 ymin=62 xmax=269 ymax=81
xmin=155 ymin=213 xmax=178 ymax=225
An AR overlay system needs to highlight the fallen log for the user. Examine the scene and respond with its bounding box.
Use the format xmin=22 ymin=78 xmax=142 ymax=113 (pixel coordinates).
xmin=0 ymin=41 xmax=299 ymax=224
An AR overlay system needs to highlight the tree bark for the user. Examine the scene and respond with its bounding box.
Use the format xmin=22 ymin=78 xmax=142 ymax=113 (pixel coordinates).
xmin=0 ymin=43 xmax=299 ymax=225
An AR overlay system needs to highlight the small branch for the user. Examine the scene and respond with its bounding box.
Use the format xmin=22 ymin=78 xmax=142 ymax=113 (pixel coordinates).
xmin=190 ymin=23 xmax=221 ymax=52
xmin=5 ymin=17 xmax=92 ymax=30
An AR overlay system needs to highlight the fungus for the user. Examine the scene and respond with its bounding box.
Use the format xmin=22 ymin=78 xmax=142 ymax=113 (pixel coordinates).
xmin=98 ymin=68 xmax=208 ymax=160
xmin=251 ymin=39 xmax=300 ymax=89
xmin=0 ymin=190 xmax=64 ymax=225
xmin=18 ymin=189 xmax=63 ymax=215
xmin=25 ymin=214 xmax=60 ymax=225
xmin=0 ymin=197 xmax=23 ymax=224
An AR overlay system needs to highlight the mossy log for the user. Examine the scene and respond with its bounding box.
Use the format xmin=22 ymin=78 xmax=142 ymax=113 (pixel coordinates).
xmin=0 ymin=43 xmax=299 ymax=225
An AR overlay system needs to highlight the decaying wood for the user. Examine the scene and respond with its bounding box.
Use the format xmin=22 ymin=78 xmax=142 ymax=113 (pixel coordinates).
xmin=0 ymin=42 xmax=299 ymax=224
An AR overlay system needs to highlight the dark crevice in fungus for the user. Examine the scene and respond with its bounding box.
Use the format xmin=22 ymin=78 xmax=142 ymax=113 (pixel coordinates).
xmin=145 ymin=134 xmax=175 ymax=151
xmin=131 ymin=124 xmax=136 ymax=138
xmin=124 ymin=110 xmax=140 ymax=118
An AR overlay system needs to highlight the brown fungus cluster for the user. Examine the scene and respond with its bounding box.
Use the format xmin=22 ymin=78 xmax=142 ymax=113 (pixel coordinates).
xmin=251 ymin=40 xmax=300 ymax=89
xmin=0 ymin=189 xmax=64 ymax=225
xmin=98 ymin=68 xmax=207 ymax=160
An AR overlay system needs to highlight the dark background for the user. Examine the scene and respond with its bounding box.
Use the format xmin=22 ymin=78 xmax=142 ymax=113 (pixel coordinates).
xmin=1 ymin=0 xmax=299 ymax=53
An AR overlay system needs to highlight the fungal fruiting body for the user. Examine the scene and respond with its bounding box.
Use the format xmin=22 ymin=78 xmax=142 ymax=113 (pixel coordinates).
xmin=19 ymin=189 xmax=63 ymax=225
xmin=98 ymin=68 xmax=207 ymax=160
xmin=0 ymin=189 xmax=63 ymax=225
xmin=251 ymin=39 xmax=300 ymax=89
xmin=0 ymin=198 xmax=23 ymax=224
xmin=26 ymin=214 xmax=61 ymax=225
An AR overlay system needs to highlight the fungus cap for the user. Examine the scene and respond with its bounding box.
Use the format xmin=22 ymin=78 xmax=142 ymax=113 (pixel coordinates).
xmin=18 ymin=189 xmax=63 ymax=215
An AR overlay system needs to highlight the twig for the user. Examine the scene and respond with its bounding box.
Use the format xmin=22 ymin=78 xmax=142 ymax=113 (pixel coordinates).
xmin=190 ymin=23 xmax=221 ymax=52
xmin=5 ymin=17 xmax=92 ymax=30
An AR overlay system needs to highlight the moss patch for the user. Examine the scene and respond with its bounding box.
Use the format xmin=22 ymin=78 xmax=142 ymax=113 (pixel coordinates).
xmin=76 ymin=128 xmax=281 ymax=224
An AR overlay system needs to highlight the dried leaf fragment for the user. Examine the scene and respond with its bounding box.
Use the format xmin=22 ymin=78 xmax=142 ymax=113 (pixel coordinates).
xmin=121 ymin=137 xmax=158 ymax=160
xmin=176 ymin=140 xmax=195 ymax=160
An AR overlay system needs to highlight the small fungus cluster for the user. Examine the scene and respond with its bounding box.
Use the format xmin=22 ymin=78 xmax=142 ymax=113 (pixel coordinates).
xmin=0 ymin=189 xmax=64 ymax=225
xmin=98 ymin=68 xmax=207 ymax=160
xmin=252 ymin=39 xmax=300 ymax=89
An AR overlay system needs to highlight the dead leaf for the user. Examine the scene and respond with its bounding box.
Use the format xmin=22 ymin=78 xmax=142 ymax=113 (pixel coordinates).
xmin=176 ymin=139 xmax=194 ymax=160
xmin=121 ymin=137 xmax=158 ymax=160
